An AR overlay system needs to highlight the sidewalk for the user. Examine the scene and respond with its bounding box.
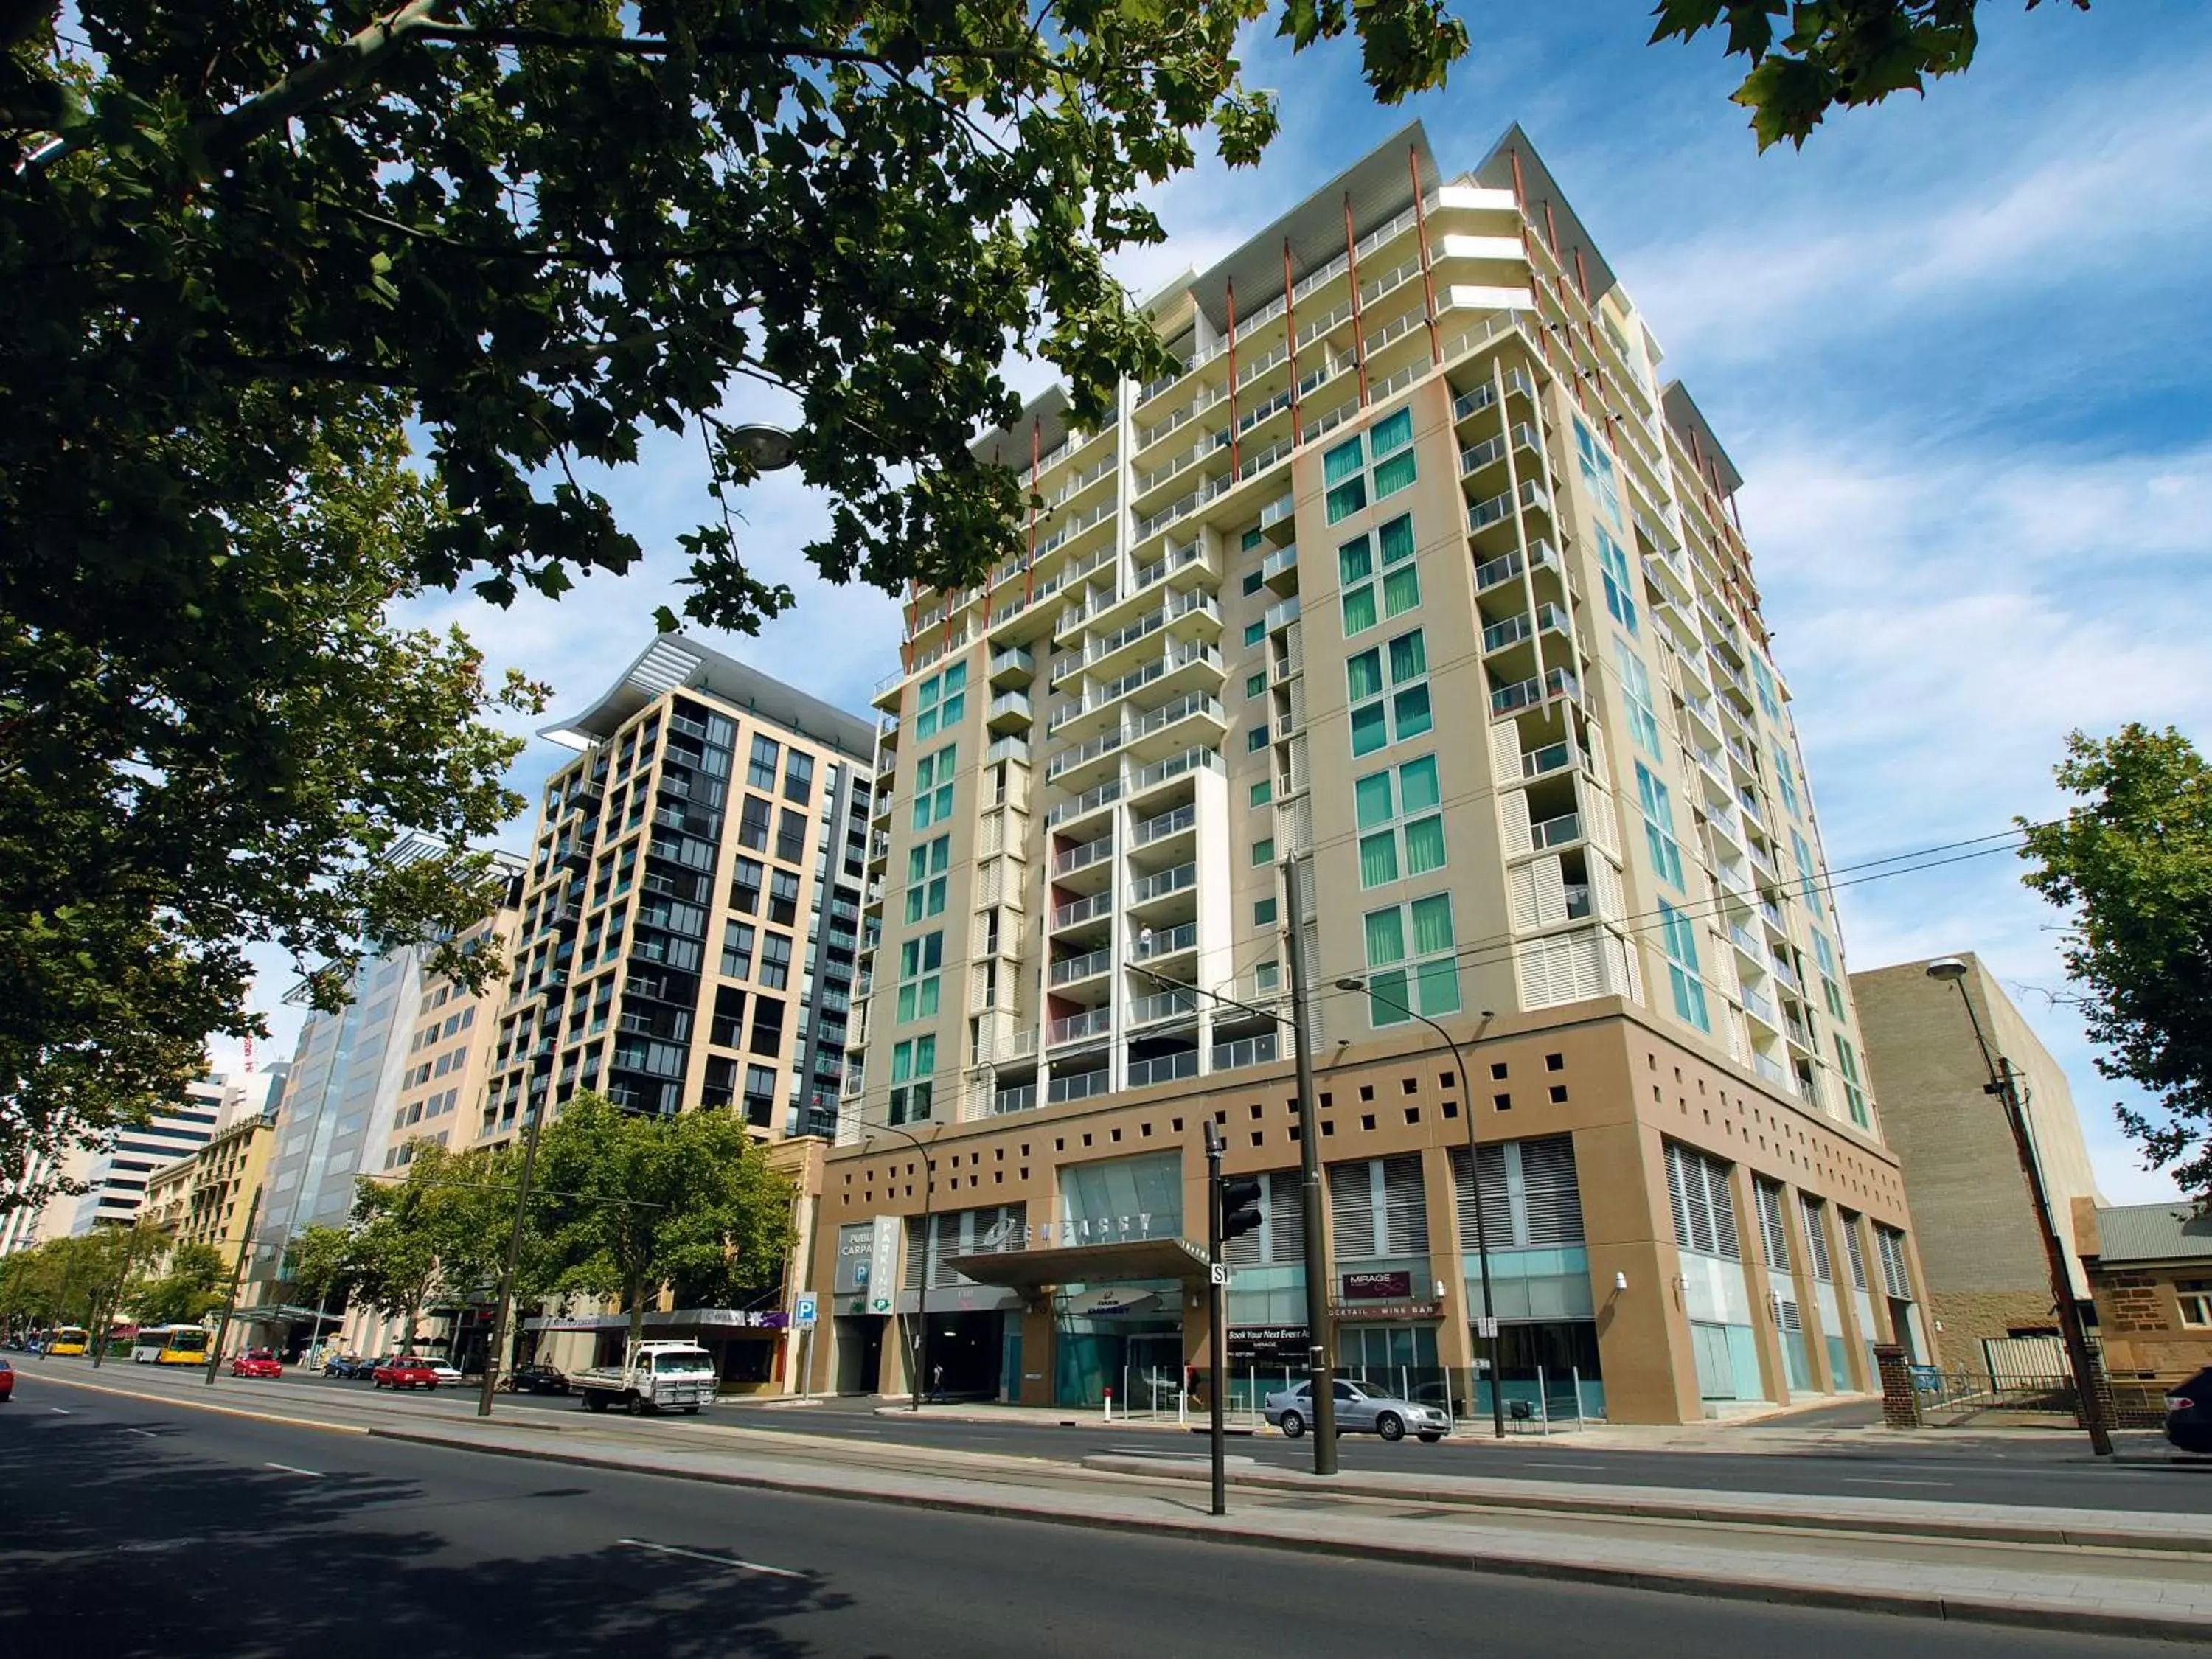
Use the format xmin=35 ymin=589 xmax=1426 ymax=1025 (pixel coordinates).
xmin=37 ymin=1366 xmax=2212 ymax=1643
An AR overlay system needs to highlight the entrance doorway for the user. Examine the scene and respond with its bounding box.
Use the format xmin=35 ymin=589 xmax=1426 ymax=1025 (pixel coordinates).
xmin=919 ymin=1311 xmax=1004 ymax=1401
xmin=835 ymin=1315 xmax=884 ymax=1394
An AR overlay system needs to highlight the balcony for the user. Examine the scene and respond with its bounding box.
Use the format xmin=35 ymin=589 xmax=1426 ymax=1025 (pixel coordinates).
xmin=1260 ymin=543 xmax=1300 ymax=593
xmin=1741 ymin=985 xmax=1779 ymax=1029
xmin=1458 ymin=421 xmax=1541 ymax=479
xmin=1469 ymin=478 xmax=1551 ymax=535
xmin=1451 ymin=368 xmax=1537 ymax=423
xmin=1211 ymin=1031 xmax=1281 ymax=1071
xmin=1131 ymin=801 xmax=1197 ymax=849
xmin=1130 ymin=745 xmax=1222 ymax=799
xmin=1127 ymin=861 xmax=1197 ymax=906
xmin=992 ymin=1083 xmax=1040 ymax=1116
xmin=1132 ymin=921 xmax=1197 ymax=961
xmin=1481 ymin=602 xmax=1571 ymax=657
xmin=1529 ymin=810 xmax=1584 ymax=851
xmin=987 ymin=689 xmax=1033 ymax=734
xmin=1127 ymin=1048 xmax=1199 ymax=1089
xmin=1050 ymin=890 xmax=1115 ymax=933
xmin=1129 ymin=985 xmax=1200 ymax=1026
xmin=1045 ymin=777 xmax=1121 ymax=829
xmin=1752 ymin=1051 xmax=1790 ymax=1089
xmin=984 ymin=734 xmax=1032 ymax=768
xmin=1472 ymin=538 xmax=1562 ymax=595
xmin=1047 ymin=1006 xmax=1114 ymax=1046
xmin=1051 ymin=834 xmax=1116 ymax=880
xmin=988 ymin=644 xmax=1035 ymax=688
xmin=1489 ymin=665 xmax=1584 ymax=717
xmin=1048 ymin=947 xmax=1113 ymax=989
xmin=1047 ymin=1068 xmax=1111 ymax=1105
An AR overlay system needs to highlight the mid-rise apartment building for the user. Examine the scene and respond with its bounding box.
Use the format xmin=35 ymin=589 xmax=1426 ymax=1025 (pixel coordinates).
xmin=480 ymin=634 xmax=877 ymax=1147
xmin=1853 ymin=953 xmax=2103 ymax=1368
xmin=808 ymin=122 xmax=1929 ymax=1422
xmin=141 ymin=1083 xmax=285 ymax=1275
xmin=386 ymin=885 xmax=522 ymax=1170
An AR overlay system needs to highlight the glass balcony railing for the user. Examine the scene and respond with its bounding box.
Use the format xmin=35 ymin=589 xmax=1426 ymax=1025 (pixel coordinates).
xmin=1132 ymin=922 xmax=1197 ymax=960
xmin=1130 ymin=986 xmax=1200 ymax=1025
xmin=1529 ymin=811 xmax=1583 ymax=850
xmin=1048 ymin=949 xmax=1112 ymax=988
xmin=1133 ymin=803 xmax=1197 ymax=846
xmin=1127 ymin=1049 xmax=1199 ymax=1088
xmin=1047 ymin=1068 xmax=1111 ymax=1104
xmin=1129 ymin=862 xmax=1197 ymax=904
xmin=1211 ymin=1031 xmax=1281 ymax=1071
xmin=992 ymin=1083 xmax=1039 ymax=1116
xmin=1051 ymin=891 xmax=1115 ymax=931
xmin=1051 ymin=835 xmax=1116 ymax=877
xmin=1047 ymin=1006 xmax=1114 ymax=1045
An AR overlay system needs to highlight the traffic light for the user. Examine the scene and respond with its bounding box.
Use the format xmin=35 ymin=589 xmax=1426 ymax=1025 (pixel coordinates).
xmin=1220 ymin=1175 xmax=1264 ymax=1242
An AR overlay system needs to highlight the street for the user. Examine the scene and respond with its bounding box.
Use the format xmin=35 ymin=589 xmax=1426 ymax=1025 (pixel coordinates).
xmin=172 ymin=1363 xmax=2212 ymax=1516
xmin=0 ymin=1383 xmax=2193 ymax=1659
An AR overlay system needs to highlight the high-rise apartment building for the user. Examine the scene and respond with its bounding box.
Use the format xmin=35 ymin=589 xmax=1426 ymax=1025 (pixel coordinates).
xmin=807 ymin=122 xmax=1929 ymax=1422
xmin=483 ymin=634 xmax=877 ymax=1144
xmin=388 ymin=882 xmax=522 ymax=1169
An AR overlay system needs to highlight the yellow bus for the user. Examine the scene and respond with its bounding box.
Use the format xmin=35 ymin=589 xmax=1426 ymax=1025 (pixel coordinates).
xmin=131 ymin=1324 xmax=212 ymax=1365
xmin=47 ymin=1325 xmax=89 ymax=1356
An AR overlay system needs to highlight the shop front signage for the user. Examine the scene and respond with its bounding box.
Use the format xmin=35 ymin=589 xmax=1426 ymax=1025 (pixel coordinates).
xmin=1325 ymin=1299 xmax=1441 ymax=1322
xmin=1228 ymin=1325 xmax=1310 ymax=1363
xmin=1338 ymin=1270 xmax=1413 ymax=1301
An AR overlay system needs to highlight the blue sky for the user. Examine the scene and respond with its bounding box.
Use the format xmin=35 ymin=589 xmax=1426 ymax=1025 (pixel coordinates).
xmin=224 ymin=1 xmax=2212 ymax=1202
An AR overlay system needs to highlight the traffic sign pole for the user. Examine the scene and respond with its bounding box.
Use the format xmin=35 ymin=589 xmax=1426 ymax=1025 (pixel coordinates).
xmin=1206 ymin=1121 xmax=1227 ymax=1517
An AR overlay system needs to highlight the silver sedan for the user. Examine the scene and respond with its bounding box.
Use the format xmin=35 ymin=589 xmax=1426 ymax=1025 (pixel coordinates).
xmin=1264 ymin=1378 xmax=1451 ymax=1443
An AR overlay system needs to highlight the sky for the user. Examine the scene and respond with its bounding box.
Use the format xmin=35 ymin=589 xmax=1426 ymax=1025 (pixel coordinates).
xmin=219 ymin=0 xmax=2212 ymax=1204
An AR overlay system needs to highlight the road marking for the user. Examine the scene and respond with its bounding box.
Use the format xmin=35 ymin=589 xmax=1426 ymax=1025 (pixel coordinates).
xmin=126 ymin=1427 xmax=157 ymax=1438
xmin=263 ymin=1461 xmax=324 ymax=1478
xmin=48 ymin=1407 xmax=70 ymax=1415
xmin=619 ymin=1537 xmax=805 ymax=1579
xmin=1841 ymin=1477 xmax=1954 ymax=1487
xmin=1524 ymin=1461 xmax=1607 ymax=1470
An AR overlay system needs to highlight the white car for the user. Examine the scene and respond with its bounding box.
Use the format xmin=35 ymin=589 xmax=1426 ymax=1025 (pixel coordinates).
xmin=427 ymin=1360 xmax=464 ymax=1383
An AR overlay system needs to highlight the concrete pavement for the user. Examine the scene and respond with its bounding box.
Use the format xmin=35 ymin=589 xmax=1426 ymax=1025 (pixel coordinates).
xmin=6 ymin=1386 xmax=2192 ymax=1659
xmin=24 ymin=1361 xmax=2212 ymax=1642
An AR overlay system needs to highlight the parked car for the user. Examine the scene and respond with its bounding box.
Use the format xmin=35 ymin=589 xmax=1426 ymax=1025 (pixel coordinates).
xmin=372 ymin=1354 xmax=439 ymax=1391
xmin=0 ymin=1357 xmax=13 ymax=1402
xmin=505 ymin=1363 xmax=571 ymax=1396
xmin=229 ymin=1349 xmax=283 ymax=1380
xmin=1265 ymin=1378 xmax=1451 ymax=1443
xmin=2166 ymin=1366 xmax=2212 ymax=1455
xmin=425 ymin=1360 xmax=464 ymax=1383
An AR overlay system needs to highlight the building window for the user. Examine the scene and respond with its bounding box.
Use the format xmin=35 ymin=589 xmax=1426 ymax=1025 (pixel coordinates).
xmin=1245 ymin=672 xmax=1267 ymax=698
xmin=1253 ymin=897 xmax=1278 ymax=927
xmin=2179 ymin=1290 xmax=2211 ymax=1329
xmin=742 ymin=1064 xmax=778 ymax=1127
xmin=1658 ymin=901 xmax=1709 ymax=1032
xmin=912 ymin=742 xmax=956 ymax=830
xmin=1245 ymin=723 xmax=1269 ymax=753
xmin=1751 ymin=655 xmax=1782 ymax=720
xmin=1339 ymin=533 xmax=1376 ymax=635
xmin=1634 ymin=762 xmax=1684 ymax=890
xmin=914 ymin=662 xmax=967 ymax=741
xmin=1596 ymin=525 xmax=1636 ymax=635
xmin=1324 ymin=434 xmax=1367 ymax=524
xmin=720 ymin=921 xmax=755 ymax=980
xmin=737 ymin=794 xmax=773 ymax=852
xmin=1255 ymin=961 xmax=1281 ymax=992
xmin=768 ymin=869 xmax=801 ymax=926
xmin=890 ymin=1036 xmax=936 ymax=1125
xmin=1326 ymin=412 xmax=1416 ymax=527
xmin=1791 ymin=828 xmax=1820 ymax=910
xmin=1251 ymin=837 xmax=1276 ymax=866
xmin=896 ymin=931 xmax=944 ymax=1024
xmin=775 ymin=807 xmax=808 ymax=863
xmin=1615 ymin=641 xmax=1663 ymax=761
xmin=1242 ymin=568 xmax=1265 ymax=596
xmin=1340 ymin=514 xmax=1417 ymax=639
xmin=1362 ymin=891 xmax=1459 ymax=1025
xmin=1243 ymin=619 xmax=1266 ymax=647
xmin=758 ymin=931 xmax=792 ymax=991
xmin=1249 ymin=779 xmax=1273 ymax=807
xmin=748 ymin=734 xmax=781 ymax=792
xmin=1346 ymin=627 xmax=1430 ymax=757
xmin=1573 ymin=417 xmax=1621 ymax=529
xmin=1354 ymin=754 xmax=1444 ymax=889
xmin=905 ymin=835 xmax=951 ymax=922
xmin=1834 ymin=1035 xmax=1869 ymax=1127
xmin=1772 ymin=740 xmax=1801 ymax=818
xmin=1369 ymin=408 xmax=1416 ymax=499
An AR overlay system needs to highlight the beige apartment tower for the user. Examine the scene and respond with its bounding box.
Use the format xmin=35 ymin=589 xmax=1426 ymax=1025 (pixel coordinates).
xmin=807 ymin=123 xmax=1929 ymax=1424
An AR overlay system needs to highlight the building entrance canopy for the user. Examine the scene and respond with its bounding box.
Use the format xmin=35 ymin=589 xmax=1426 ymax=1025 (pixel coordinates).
xmin=945 ymin=1237 xmax=1211 ymax=1290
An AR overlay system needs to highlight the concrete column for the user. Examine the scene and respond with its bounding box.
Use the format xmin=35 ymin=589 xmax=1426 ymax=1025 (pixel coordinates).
xmin=1422 ymin=1144 xmax=1475 ymax=1408
xmin=1729 ymin=1164 xmax=1789 ymax=1405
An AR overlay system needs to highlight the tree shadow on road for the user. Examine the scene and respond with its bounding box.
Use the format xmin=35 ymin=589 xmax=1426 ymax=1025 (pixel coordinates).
xmin=0 ymin=1414 xmax=849 ymax=1659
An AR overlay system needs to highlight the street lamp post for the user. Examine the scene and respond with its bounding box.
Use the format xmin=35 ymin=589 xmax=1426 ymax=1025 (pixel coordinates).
xmin=1135 ymin=863 xmax=1338 ymax=1474
xmin=866 ymin=1121 xmax=936 ymax=1413
xmin=1923 ymin=957 xmax=2114 ymax=1458
xmin=1336 ymin=979 xmax=1503 ymax=1440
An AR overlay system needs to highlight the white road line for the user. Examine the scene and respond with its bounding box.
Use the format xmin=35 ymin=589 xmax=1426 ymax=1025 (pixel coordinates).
xmin=1524 ymin=1461 xmax=1607 ymax=1470
xmin=1841 ymin=1477 xmax=1954 ymax=1487
xmin=263 ymin=1461 xmax=324 ymax=1478
xmin=47 ymin=1407 xmax=70 ymax=1415
xmin=618 ymin=1537 xmax=806 ymax=1579
xmin=126 ymin=1427 xmax=157 ymax=1438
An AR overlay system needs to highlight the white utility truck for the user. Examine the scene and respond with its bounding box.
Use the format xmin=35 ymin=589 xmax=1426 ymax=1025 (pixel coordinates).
xmin=571 ymin=1340 xmax=718 ymax=1415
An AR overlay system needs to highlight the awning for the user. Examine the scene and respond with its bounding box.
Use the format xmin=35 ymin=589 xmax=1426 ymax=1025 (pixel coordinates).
xmin=232 ymin=1304 xmax=335 ymax=1324
xmin=942 ymin=1237 xmax=1211 ymax=1290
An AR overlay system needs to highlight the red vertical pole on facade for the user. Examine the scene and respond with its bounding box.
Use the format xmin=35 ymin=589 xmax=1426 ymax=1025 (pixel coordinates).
xmin=1411 ymin=146 xmax=1441 ymax=368
xmin=901 ymin=580 xmax=917 ymax=674
xmin=1023 ymin=420 xmax=1040 ymax=608
xmin=1226 ymin=277 xmax=1241 ymax=476
xmin=1283 ymin=240 xmax=1302 ymax=442
xmin=1543 ymin=201 xmax=1560 ymax=259
xmin=1344 ymin=194 xmax=1369 ymax=407
xmin=1509 ymin=147 xmax=1526 ymax=210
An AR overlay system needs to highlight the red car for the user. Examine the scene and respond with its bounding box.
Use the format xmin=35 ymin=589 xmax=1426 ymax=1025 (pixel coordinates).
xmin=0 ymin=1357 xmax=13 ymax=1402
xmin=229 ymin=1349 xmax=282 ymax=1380
xmin=372 ymin=1354 xmax=439 ymax=1391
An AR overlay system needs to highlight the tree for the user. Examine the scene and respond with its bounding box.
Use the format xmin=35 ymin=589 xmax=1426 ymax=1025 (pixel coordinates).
xmin=0 ymin=1232 xmax=110 ymax=1331
xmin=1651 ymin=1 xmax=2094 ymax=150
xmin=535 ymin=1093 xmax=796 ymax=1354
xmin=1 ymin=1 xmax=1457 ymax=1214
xmin=130 ymin=1240 xmax=232 ymax=1326
xmin=344 ymin=1142 xmax=509 ymax=1349
xmin=2020 ymin=724 xmax=2212 ymax=1198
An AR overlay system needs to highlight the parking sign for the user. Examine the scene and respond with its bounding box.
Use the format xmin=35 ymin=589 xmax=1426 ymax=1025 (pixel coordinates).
xmin=794 ymin=1293 xmax=819 ymax=1331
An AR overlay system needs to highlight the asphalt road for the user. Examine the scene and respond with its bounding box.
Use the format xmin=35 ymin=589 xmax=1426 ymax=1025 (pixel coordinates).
xmin=0 ymin=1384 xmax=2191 ymax=1659
xmin=38 ymin=1357 xmax=2212 ymax=1515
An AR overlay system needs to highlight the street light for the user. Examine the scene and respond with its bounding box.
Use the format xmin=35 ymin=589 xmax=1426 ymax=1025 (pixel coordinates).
xmin=1924 ymin=956 xmax=2114 ymax=1458
xmin=1135 ymin=855 xmax=1340 ymax=1475
xmin=726 ymin=423 xmax=799 ymax=473
xmin=1336 ymin=978 xmax=1504 ymax=1440
xmin=865 ymin=1121 xmax=937 ymax=1413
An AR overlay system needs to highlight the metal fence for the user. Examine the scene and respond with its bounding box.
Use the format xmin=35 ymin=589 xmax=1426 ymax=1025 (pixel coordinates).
xmin=1147 ymin=1363 xmax=1601 ymax=1433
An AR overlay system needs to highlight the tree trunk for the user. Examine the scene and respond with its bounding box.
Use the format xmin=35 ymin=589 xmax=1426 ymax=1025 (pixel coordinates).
xmin=625 ymin=1268 xmax=645 ymax=1361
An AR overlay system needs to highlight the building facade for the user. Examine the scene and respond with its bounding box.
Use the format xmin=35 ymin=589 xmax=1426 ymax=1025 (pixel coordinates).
xmin=480 ymin=633 xmax=877 ymax=1149
xmin=2072 ymin=1197 xmax=2212 ymax=1416
xmin=141 ymin=1093 xmax=283 ymax=1276
xmin=1851 ymin=953 xmax=2103 ymax=1368
xmin=807 ymin=122 xmax=1929 ymax=1423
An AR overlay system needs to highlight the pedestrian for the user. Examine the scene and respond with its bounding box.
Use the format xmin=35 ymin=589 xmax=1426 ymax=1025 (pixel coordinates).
xmin=931 ymin=1363 xmax=944 ymax=1400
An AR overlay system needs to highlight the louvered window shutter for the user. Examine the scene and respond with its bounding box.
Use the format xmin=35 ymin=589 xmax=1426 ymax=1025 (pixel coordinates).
xmin=1329 ymin=1161 xmax=1377 ymax=1259
xmin=1267 ymin=1170 xmax=1305 ymax=1265
xmin=1755 ymin=1180 xmax=1791 ymax=1273
xmin=1450 ymin=1144 xmax=1513 ymax=1250
xmin=1518 ymin=1135 xmax=1585 ymax=1246
xmin=1382 ymin=1155 xmax=1429 ymax=1254
xmin=1798 ymin=1195 xmax=1834 ymax=1281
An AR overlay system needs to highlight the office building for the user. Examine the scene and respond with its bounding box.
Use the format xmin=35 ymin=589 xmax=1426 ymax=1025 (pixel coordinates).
xmin=1852 ymin=953 xmax=2103 ymax=1368
xmin=807 ymin=122 xmax=1928 ymax=1423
